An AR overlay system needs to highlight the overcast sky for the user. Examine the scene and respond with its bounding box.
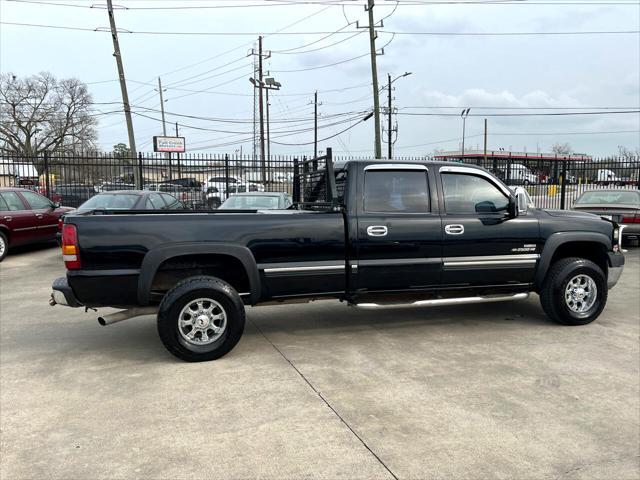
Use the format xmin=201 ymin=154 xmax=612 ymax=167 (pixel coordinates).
xmin=1 ymin=0 xmax=639 ymax=158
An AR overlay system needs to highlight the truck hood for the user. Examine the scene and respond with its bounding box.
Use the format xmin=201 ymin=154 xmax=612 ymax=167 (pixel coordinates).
xmin=543 ymin=209 xmax=600 ymax=219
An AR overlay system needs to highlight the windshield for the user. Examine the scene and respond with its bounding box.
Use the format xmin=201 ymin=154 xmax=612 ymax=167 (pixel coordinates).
xmin=220 ymin=195 xmax=280 ymax=210
xmin=576 ymin=191 xmax=640 ymax=205
xmin=79 ymin=194 xmax=139 ymax=210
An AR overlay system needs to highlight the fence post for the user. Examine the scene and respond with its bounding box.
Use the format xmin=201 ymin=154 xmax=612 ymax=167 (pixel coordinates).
xmin=292 ymin=157 xmax=300 ymax=203
xmin=506 ymin=157 xmax=512 ymax=185
xmin=43 ymin=151 xmax=51 ymax=199
xmin=560 ymin=160 xmax=567 ymax=210
xmin=137 ymin=153 xmax=143 ymax=189
xmin=224 ymin=155 xmax=230 ymax=198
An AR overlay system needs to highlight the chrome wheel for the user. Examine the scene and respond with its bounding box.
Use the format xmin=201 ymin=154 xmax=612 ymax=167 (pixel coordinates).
xmin=178 ymin=298 xmax=227 ymax=346
xmin=0 ymin=235 xmax=5 ymax=257
xmin=565 ymin=274 xmax=598 ymax=313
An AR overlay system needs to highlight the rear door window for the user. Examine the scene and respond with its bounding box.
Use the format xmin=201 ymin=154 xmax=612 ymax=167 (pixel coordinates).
xmin=0 ymin=192 xmax=28 ymax=211
xmin=21 ymin=191 xmax=52 ymax=210
xmin=363 ymin=171 xmax=430 ymax=213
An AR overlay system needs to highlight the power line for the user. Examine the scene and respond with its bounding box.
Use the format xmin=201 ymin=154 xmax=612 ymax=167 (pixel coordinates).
xmin=7 ymin=0 xmax=638 ymax=8
xmin=3 ymin=22 xmax=638 ymax=36
xmin=397 ymin=110 xmax=640 ymax=116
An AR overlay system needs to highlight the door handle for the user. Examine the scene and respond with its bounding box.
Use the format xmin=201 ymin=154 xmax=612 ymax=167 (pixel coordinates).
xmin=35 ymin=214 xmax=43 ymax=219
xmin=3 ymin=216 xmax=12 ymax=222
xmin=445 ymin=224 xmax=465 ymax=235
xmin=367 ymin=225 xmax=388 ymax=237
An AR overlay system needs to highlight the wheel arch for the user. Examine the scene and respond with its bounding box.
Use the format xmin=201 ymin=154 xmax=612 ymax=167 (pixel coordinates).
xmin=138 ymin=242 xmax=261 ymax=306
xmin=535 ymin=232 xmax=612 ymax=288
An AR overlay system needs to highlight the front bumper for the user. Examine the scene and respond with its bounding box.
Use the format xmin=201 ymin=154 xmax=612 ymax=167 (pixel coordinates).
xmin=50 ymin=276 xmax=82 ymax=308
xmin=607 ymin=252 xmax=625 ymax=290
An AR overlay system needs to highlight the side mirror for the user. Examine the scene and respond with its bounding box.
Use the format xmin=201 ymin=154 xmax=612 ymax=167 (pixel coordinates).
xmin=515 ymin=192 xmax=528 ymax=215
xmin=507 ymin=196 xmax=518 ymax=218
xmin=52 ymin=202 xmax=61 ymax=209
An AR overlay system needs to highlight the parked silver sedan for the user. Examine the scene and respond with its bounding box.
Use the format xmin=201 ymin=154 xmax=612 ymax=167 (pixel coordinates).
xmin=219 ymin=192 xmax=293 ymax=210
xmin=572 ymin=189 xmax=640 ymax=243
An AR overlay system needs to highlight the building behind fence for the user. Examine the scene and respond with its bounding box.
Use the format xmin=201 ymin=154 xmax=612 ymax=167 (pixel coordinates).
xmin=1 ymin=151 xmax=638 ymax=210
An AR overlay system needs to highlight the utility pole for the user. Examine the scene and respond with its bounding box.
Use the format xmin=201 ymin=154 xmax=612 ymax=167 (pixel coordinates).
xmin=249 ymin=37 xmax=271 ymax=184
xmin=175 ymin=122 xmax=181 ymax=177
xmin=313 ymin=91 xmax=322 ymax=159
xmin=258 ymin=36 xmax=266 ymax=182
xmin=106 ymin=0 xmax=139 ymax=188
xmin=483 ymin=118 xmax=488 ymax=166
xmin=387 ymin=73 xmax=392 ymax=159
xmin=266 ymin=88 xmax=271 ymax=160
xmin=360 ymin=0 xmax=382 ymax=158
xmin=157 ymin=77 xmax=167 ymax=136
xmin=157 ymin=76 xmax=170 ymax=179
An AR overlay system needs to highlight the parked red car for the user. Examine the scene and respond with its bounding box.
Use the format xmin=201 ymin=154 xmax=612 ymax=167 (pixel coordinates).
xmin=0 ymin=187 xmax=73 ymax=262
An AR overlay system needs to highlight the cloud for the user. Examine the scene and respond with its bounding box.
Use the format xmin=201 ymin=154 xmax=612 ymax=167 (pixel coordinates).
xmin=419 ymin=88 xmax=584 ymax=109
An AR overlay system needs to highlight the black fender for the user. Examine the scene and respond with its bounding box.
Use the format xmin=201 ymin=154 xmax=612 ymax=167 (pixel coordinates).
xmin=535 ymin=231 xmax=612 ymax=287
xmin=138 ymin=242 xmax=261 ymax=306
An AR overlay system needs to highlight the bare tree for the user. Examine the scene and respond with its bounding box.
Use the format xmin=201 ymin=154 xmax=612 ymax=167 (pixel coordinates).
xmin=551 ymin=142 xmax=573 ymax=155
xmin=618 ymin=145 xmax=639 ymax=161
xmin=0 ymin=72 xmax=98 ymax=169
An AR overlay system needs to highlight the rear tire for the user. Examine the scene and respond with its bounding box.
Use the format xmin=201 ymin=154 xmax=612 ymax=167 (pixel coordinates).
xmin=0 ymin=231 xmax=7 ymax=262
xmin=157 ymin=276 xmax=245 ymax=362
xmin=540 ymin=257 xmax=607 ymax=326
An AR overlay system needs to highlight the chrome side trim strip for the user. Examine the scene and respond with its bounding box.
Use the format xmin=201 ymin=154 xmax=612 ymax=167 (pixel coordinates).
xmin=264 ymin=265 xmax=344 ymax=273
xmin=364 ymin=163 xmax=428 ymax=171
xmin=13 ymin=226 xmax=37 ymax=232
xmin=443 ymin=254 xmax=539 ymax=268
xmin=358 ymin=258 xmax=441 ymax=267
xmin=355 ymin=293 xmax=529 ymax=309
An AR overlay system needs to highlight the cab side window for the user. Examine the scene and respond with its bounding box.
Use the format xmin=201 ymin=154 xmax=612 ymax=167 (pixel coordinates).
xmin=0 ymin=192 xmax=27 ymax=211
xmin=364 ymin=171 xmax=430 ymax=213
xmin=442 ymin=173 xmax=509 ymax=214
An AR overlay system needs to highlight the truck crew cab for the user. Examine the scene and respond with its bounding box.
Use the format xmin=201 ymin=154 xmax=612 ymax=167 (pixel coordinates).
xmin=51 ymin=152 xmax=625 ymax=362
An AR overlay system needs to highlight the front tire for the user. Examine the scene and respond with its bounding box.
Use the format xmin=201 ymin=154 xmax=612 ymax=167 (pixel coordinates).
xmin=540 ymin=257 xmax=607 ymax=326
xmin=0 ymin=231 xmax=8 ymax=262
xmin=157 ymin=276 xmax=245 ymax=362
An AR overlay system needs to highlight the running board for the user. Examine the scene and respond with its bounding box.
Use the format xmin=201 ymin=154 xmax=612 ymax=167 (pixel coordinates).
xmin=353 ymin=292 xmax=529 ymax=309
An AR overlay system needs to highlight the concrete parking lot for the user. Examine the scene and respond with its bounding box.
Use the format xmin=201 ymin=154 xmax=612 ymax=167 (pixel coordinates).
xmin=1 ymin=245 xmax=639 ymax=480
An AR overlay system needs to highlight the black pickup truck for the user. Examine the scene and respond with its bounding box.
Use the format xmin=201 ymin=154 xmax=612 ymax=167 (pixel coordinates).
xmin=51 ymin=154 xmax=626 ymax=362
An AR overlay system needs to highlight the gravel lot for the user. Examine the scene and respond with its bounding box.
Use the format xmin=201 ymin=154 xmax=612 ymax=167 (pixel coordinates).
xmin=1 ymin=244 xmax=639 ymax=480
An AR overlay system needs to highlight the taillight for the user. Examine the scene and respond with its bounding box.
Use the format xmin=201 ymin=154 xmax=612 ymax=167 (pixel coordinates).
xmin=621 ymin=214 xmax=640 ymax=224
xmin=61 ymin=224 xmax=81 ymax=269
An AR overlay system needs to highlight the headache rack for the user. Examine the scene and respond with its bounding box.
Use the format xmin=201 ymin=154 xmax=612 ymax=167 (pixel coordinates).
xmin=293 ymin=147 xmax=342 ymax=212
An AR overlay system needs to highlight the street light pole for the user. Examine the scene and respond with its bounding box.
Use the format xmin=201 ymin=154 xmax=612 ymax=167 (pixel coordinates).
xmin=384 ymin=72 xmax=412 ymax=160
xmin=461 ymin=108 xmax=471 ymax=156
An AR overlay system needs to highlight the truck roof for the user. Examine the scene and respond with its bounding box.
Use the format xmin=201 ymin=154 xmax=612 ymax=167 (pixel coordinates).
xmin=333 ymin=159 xmax=485 ymax=171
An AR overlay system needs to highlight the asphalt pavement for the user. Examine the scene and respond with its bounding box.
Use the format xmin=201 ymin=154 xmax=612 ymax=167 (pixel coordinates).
xmin=1 ymin=244 xmax=638 ymax=479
